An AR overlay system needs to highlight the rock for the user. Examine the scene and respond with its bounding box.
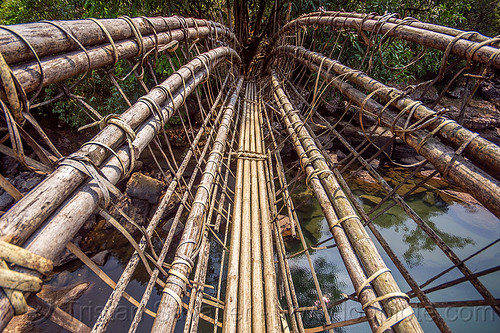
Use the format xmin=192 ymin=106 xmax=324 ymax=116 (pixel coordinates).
xmin=91 ymin=250 xmax=110 ymax=266
xmin=110 ymin=196 xmax=151 ymax=234
xmin=0 ymin=191 xmax=14 ymax=211
xmin=126 ymin=172 xmax=163 ymax=204
xmin=328 ymin=151 xmax=338 ymax=164
xmin=277 ymin=214 xmax=293 ymax=238
xmin=336 ymin=149 xmax=346 ymax=160
xmin=354 ymin=170 xmax=378 ymax=186
xmin=360 ymin=194 xmax=383 ymax=205
xmin=161 ymin=217 xmax=184 ymax=237
xmin=418 ymin=170 xmax=448 ymax=187
xmin=438 ymin=190 xmax=481 ymax=206
xmin=409 ymin=84 xmax=439 ymax=103
xmin=423 ymin=192 xmax=436 ymax=206
xmin=4 ymin=282 xmax=91 ymax=333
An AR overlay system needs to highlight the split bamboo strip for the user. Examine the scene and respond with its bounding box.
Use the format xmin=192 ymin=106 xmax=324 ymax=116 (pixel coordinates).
xmin=270 ymin=14 xmax=500 ymax=70
xmin=255 ymin=92 xmax=282 ymax=333
xmin=277 ymin=45 xmax=500 ymax=180
xmin=0 ymin=17 xmax=237 ymax=65
xmin=92 ymin=73 xmax=234 ymax=333
xmin=275 ymin=50 xmax=500 ymax=221
xmin=238 ymin=83 xmax=253 ymax=332
xmin=271 ymin=70 xmax=422 ymax=333
xmin=10 ymin=25 xmax=234 ymax=94
xmin=150 ymin=76 xmax=243 ymax=333
xmin=0 ymin=48 xmax=238 ymax=331
xmin=222 ymin=82 xmax=248 ymax=333
xmin=249 ymin=82 xmax=266 ymax=332
xmin=0 ymin=46 xmax=238 ymax=247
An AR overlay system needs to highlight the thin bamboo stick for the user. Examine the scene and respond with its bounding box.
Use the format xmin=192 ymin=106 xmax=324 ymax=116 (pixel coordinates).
xmin=249 ymin=82 xmax=266 ymax=332
xmin=222 ymin=83 xmax=248 ymax=333
xmin=93 ymin=73 xmax=234 ymax=333
xmin=255 ymin=87 xmax=281 ymax=332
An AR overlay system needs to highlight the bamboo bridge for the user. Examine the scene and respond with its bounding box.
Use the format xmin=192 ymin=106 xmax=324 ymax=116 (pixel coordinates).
xmin=0 ymin=11 xmax=499 ymax=333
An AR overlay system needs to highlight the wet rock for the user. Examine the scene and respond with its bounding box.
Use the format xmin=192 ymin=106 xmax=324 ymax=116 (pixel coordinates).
xmin=336 ymin=149 xmax=346 ymax=160
xmin=438 ymin=190 xmax=481 ymax=206
xmin=360 ymin=194 xmax=383 ymax=205
xmin=161 ymin=217 xmax=184 ymax=237
xmin=409 ymin=84 xmax=439 ymax=103
xmin=418 ymin=170 xmax=448 ymax=188
xmin=0 ymin=191 xmax=14 ymax=211
xmin=438 ymin=97 xmax=500 ymax=130
xmin=423 ymin=191 xmax=436 ymax=206
xmin=91 ymin=250 xmax=109 ymax=266
xmin=111 ymin=196 xmax=151 ymax=234
xmin=327 ymin=150 xmax=338 ymax=164
xmin=278 ymin=214 xmax=293 ymax=238
xmin=480 ymin=74 xmax=500 ymax=107
xmin=126 ymin=172 xmax=163 ymax=204
xmin=5 ymin=282 xmax=91 ymax=333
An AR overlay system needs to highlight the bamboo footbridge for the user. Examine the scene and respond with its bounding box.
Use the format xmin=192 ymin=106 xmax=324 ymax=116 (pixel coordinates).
xmin=0 ymin=11 xmax=499 ymax=333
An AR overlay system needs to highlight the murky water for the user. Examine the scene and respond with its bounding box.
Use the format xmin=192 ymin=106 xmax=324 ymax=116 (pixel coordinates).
xmin=284 ymin=166 xmax=500 ymax=332
xmin=33 ymin=165 xmax=500 ymax=333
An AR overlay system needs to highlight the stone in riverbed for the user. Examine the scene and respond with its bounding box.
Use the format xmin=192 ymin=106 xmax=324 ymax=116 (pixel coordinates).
xmin=126 ymin=172 xmax=163 ymax=204
xmin=278 ymin=214 xmax=293 ymax=238
xmin=423 ymin=191 xmax=436 ymax=206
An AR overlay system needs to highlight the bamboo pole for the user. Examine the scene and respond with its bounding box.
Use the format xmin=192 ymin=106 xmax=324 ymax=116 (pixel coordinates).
xmin=255 ymin=87 xmax=281 ymax=332
xmin=0 ymin=47 xmax=238 ymax=247
xmin=282 ymin=58 xmax=500 ymax=317
xmin=150 ymin=77 xmax=243 ymax=333
xmin=277 ymin=45 xmax=500 ymax=180
xmin=270 ymin=92 xmax=392 ymax=332
xmin=10 ymin=26 xmax=234 ymax=94
xmin=268 ymin=14 xmax=500 ymax=70
xmin=271 ymin=71 xmax=422 ymax=333
xmin=222 ymin=83 xmax=248 ymax=333
xmin=92 ymin=74 xmax=234 ymax=333
xmin=0 ymin=17 xmax=237 ymax=65
xmin=298 ymin=11 xmax=494 ymax=43
xmin=238 ymin=82 xmax=253 ymax=331
xmin=0 ymin=48 xmax=239 ymax=331
xmin=275 ymin=50 xmax=500 ymax=221
xmin=249 ymin=82 xmax=266 ymax=332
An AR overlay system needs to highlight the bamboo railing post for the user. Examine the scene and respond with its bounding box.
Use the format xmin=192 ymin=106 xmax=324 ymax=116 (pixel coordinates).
xmin=271 ymin=70 xmax=422 ymax=333
xmin=0 ymin=48 xmax=239 ymax=331
xmin=151 ymin=77 xmax=243 ymax=333
xmin=275 ymin=49 xmax=500 ymax=221
xmin=0 ymin=17 xmax=238 ymax=65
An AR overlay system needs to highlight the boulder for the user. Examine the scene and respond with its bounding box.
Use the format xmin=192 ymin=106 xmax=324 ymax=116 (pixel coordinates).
xmin=126 ymin=172 xmax=163 ymax=204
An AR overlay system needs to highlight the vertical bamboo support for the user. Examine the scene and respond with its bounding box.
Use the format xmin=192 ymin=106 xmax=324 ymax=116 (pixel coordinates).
xmin=271 ymin=70 xmax=422 ymax=333
xmin=151 ymin=76 xmax=243 ymax=333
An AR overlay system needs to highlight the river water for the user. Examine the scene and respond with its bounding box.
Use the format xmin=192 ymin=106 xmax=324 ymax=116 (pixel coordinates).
xmin=30 ymin=165 xmax=500 ymax=333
